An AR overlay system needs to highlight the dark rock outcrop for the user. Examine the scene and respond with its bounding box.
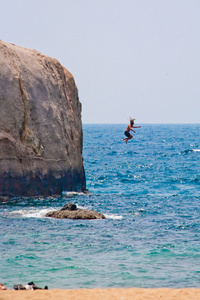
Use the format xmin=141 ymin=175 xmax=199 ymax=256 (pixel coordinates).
xmin=0 ymin=40 xmax=86 ymax=199
xmin=45 ymin=203 xmax=106 ymax=220
xmin=60 ymin=203 xmax=77 ymax=211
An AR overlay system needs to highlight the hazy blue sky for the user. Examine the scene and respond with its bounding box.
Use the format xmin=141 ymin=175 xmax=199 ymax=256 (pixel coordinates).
xmin=1 ymin=0 xmax=200 ymax=124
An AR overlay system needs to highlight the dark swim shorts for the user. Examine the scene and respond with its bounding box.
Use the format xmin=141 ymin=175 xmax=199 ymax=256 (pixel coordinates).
xmin=124 ymin=131 xmax=130 ymax=137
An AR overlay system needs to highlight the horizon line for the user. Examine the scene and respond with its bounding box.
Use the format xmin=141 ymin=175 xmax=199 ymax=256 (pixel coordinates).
xmin=82 ymin=122 xmax=200 ymax=125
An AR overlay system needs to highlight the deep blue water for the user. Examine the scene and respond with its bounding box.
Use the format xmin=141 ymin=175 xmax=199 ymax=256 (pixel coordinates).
xmin=1 ymin=124 xmax=200 ymax=289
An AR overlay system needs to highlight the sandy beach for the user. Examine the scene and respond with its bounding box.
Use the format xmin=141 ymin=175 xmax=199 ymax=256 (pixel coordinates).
xmin=1 ymin=288 xmax=200 ymax=300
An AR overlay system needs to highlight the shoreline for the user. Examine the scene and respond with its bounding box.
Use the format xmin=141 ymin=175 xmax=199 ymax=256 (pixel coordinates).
xmin=1 ymin=288 xmax=200 ymax=300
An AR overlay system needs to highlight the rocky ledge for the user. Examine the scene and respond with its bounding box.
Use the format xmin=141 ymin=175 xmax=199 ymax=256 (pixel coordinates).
xmin=45 ymin=203 xmax=106 ymax=220
xmin=0 ymin=40 xmax=86 ymax=199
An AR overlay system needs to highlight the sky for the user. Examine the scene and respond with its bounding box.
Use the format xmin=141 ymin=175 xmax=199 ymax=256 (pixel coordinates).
xmin=1 ymin=0 xmax=200 ymax=124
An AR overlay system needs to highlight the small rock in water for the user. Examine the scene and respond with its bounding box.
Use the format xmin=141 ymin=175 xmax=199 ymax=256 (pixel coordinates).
xmin=45 ymin=202 xmax=106 ymax=220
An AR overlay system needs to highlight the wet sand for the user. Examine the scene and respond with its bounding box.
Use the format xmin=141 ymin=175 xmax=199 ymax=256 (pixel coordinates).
xmin=1 ymin=288 xmax=200 ymax=300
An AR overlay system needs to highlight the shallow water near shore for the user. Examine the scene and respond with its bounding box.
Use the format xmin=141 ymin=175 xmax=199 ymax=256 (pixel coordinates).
xmin=1 ymin=124 xmax=200 ymax=289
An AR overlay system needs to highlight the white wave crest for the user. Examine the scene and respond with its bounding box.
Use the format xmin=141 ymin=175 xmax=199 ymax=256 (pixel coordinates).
xmin=104 ymin=213 xmax=123 ymax=220
xmin=10 ymin=208 xmax=56 ymax=218
xmin=62 ymin=191 xmax=85 ymax=197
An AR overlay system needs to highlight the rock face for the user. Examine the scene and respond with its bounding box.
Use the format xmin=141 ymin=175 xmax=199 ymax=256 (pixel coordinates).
xmin=0 ymin=40 xmax=86 ymax=198
xmin=45 ymin=203 xmax=106 ymax=220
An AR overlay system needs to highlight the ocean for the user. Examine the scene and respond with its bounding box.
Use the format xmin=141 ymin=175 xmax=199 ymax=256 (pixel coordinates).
xmin=0 ymin=124 xmax=200 ymax=289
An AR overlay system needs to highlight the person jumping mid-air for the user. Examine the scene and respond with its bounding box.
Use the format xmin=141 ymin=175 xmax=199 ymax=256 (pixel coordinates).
xmin=122 ymin=118 xmax=141 ymax=143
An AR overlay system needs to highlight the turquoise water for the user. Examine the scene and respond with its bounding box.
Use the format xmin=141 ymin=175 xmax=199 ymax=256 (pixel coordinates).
xmin=1 ymin=124 xmax=200 ymax=289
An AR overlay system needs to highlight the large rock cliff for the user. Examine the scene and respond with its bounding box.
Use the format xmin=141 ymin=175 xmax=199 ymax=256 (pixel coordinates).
xmin=0 ymin=40 xmax=86 ymax=199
